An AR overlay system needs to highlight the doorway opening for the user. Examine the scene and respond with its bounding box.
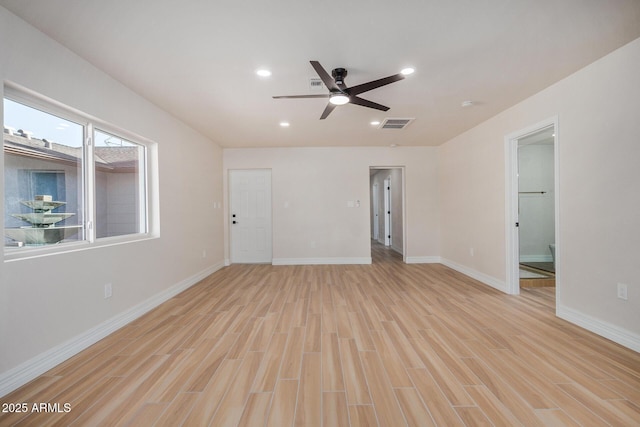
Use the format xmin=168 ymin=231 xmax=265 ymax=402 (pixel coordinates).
xmin=369 ymin=167 xmax=405 ymax=263
xmin=505 ymin=117 xmax=559 ymax=306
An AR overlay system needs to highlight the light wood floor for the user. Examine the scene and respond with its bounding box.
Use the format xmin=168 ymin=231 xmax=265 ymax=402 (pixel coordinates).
xmin=519 ymin=265 xmax=556 ymax=289
xmin=2 ymin=245 xmax=639 ymax=426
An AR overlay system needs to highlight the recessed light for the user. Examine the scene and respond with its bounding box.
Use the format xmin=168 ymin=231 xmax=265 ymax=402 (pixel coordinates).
xmin=256 ymin=69 xmax=272 ymax=77
xmin=461 ymin=100 xmax=474 ymax=107
xmin=400 ymin=67 xmax=415 ymax=76
xmin=279 ymin=121 xmax=290 ymax=127
xmin=370 ymin=121 xmax=380 ymax=126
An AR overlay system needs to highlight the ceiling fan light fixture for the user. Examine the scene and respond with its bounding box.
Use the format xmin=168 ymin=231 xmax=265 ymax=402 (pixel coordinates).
xmin=273 ymin=61 xmax=403 ymax=119
xmin=329 ymin=93 xmax=350 ymax=105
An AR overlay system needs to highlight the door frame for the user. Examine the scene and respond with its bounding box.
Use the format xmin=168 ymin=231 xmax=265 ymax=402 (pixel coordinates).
xmin=504 ymin=116 xmax=559 ymax=303
xmin=369 ymin=166 xmax=406 ymax=262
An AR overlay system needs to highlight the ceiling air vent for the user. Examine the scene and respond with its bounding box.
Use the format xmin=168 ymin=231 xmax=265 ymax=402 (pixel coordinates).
xmin=309 ymin=78 xmax=325 ymax=91
xmin=379 ymin=118 xmax=414 ymax=130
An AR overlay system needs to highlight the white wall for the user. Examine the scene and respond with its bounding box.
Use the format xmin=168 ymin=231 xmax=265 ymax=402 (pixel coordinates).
xmin=224 ymin=147 xmax=439 ymax=264
xmin=439 ymin=37 xmax=640 ymax=346
xmin=0 ymin=7 xmax=225 ymax=392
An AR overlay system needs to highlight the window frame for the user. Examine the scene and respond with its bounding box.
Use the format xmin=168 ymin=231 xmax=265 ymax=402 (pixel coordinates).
xmin=3 ymin=85 xmax=156 ymax=262
xmin=92 ymin=127 xmax=149 ymax=240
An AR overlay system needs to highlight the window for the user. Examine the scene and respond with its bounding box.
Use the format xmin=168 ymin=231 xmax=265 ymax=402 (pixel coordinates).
xmin=3 ymin=87 xmax=152 ymax=255
xmin=94 ymin=130 xmax=146 ymax=238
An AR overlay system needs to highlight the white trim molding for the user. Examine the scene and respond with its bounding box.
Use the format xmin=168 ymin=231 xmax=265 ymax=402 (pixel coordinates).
xmin=0 ymin=261 xmax=225 ymax=397
xmin=440 ymin=258 xmax=508 ymax=293
xmin=272 ymin=257 xmax=372 ymax=266
xmin=558 ymin=305 xmax=640 ymax=353
xmin=504 ymin=116 xmax=559 ymax=296
xmin=405 ymin=256 xmax=441 ymax=264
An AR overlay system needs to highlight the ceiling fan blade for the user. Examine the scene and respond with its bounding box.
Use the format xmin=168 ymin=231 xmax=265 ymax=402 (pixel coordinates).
xmin=320 ymin=103 xmax=337 ymax=120
xmin=346 ymin=73 xmax=404 ymax=96
xmin=349 ymin=96 xmax=390 ymax=111
xmin=272 ymin=94 xmax=330 ymax=99
xmin=310 ymin=61 xmax=340 ymax=92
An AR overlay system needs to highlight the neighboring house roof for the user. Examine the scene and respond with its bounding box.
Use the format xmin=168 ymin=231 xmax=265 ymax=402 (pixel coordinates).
xmin=3 ymin=128 xmax=140 ymax=172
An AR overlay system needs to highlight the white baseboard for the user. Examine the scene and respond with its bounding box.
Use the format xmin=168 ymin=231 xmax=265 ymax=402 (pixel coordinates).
xmin=557 ymin=305 xmax=640 ymax=353
xmin=0 ymin=261 xmax=225 ymax=398
xmin=437 ymin=260 xmax=639 ymax=353
xmin=405 ymin=256 xmax=441 ymax=264
xmin=520 ymin=255 xmax=553 ymax=263
xmin=272 ymin=257 xmax=372 ymax=265
xmin=440 ymin=258 xmax=508 ymax=293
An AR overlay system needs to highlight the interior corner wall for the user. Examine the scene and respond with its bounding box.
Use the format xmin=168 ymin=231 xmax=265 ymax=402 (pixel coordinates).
xmin=223 ymin=147 xmax=438 ymax=264
xmin=439 ymin=36 xmax=640 ymax=344
xmin=0 ymin=6 xmax=225 ymax=391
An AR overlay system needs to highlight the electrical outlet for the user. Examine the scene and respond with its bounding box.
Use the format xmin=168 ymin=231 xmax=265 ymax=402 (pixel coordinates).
xmin=617 ymin=283 xmax=628 ymax=300
xmin=104 ymin=283 xmax=112 ymax=299
xmin=470 ymin=247 xmax=475 ymax=257
xmin=202 ymin=249 xmax=207 ymax=258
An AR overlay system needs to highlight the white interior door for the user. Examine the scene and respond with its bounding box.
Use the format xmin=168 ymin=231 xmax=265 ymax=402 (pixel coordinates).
xmin=384 ymin=177 xmax=391 ymax=247
xmin=372 ymin=183 xmax=379 ymax=241
xmin=229 ymin=169 xmax=272 ymax=263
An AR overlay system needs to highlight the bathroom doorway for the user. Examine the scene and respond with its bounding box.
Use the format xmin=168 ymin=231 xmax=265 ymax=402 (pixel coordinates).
xmin=505 ymin=118 xmax=559 ymax=299
xmin=517 ymin=127 xmax=556 ymax=288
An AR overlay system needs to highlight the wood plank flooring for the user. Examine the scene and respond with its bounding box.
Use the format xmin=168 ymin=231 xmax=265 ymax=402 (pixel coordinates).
xmin=520 ymin=265 xmax=555 ymax=289
xmin=1 ymin=243 xmax=639 ymax=426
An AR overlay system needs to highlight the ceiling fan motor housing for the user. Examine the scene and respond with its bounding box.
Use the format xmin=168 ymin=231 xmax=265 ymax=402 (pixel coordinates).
xmin=332 ymin=68 xmax=348 ymax=86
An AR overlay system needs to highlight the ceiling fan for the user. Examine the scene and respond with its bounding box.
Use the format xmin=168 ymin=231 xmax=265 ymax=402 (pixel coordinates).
xmin=273 ymin=61 xmax=406 ymax=120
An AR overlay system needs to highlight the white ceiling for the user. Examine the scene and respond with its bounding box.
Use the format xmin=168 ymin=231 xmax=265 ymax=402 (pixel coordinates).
xmin=2 ymin=0 xmax=639 ymax=148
